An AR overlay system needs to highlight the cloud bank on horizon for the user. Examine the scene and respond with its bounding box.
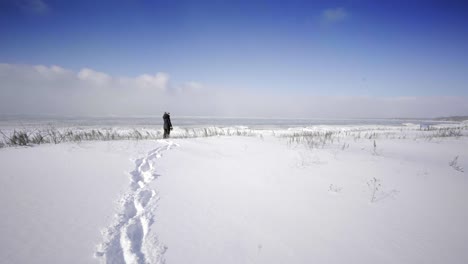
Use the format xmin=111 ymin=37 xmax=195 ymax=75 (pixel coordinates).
xmin=1 ymin=63 xmax=467 ymax=118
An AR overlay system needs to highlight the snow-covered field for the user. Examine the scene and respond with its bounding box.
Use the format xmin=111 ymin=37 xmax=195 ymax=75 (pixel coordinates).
xmin=1 ymin=123 xmax=467 ymax=263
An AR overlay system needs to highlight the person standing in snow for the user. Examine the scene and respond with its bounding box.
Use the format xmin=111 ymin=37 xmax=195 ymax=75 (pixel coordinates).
xmin=163 ymin=112 xmax=173 ymax=138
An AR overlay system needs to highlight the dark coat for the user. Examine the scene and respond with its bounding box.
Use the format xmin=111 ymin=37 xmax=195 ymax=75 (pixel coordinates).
xmin=163 ymin=113 xmax=172 ymax=130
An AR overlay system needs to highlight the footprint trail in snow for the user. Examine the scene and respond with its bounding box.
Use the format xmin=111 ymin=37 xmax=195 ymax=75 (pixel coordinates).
xmin=96 ymin=140 xmax=178 ymax=264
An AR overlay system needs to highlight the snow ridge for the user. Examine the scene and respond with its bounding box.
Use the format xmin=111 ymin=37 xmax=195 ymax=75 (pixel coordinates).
xmin=96 ymin=140 xmax=178 ymax=264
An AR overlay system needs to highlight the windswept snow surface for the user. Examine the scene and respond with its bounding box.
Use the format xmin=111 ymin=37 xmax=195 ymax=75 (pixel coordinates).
xmin=150 ymin=136 xmax=468 ymax=264
xmin=1 ymin=130 xmax=468 ymax=263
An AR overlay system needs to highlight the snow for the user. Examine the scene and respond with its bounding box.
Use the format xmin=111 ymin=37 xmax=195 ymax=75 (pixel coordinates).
xmin=0 ymin=141 xmax=150 ymax=263
xmin=0 ymin=126 xmax=467 ymax=264
xmin=151 ymin=136 xmax=468 ymax=264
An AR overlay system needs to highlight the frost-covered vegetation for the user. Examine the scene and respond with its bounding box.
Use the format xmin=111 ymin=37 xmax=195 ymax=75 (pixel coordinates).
xmin=282 ymin=123 xmax=468 ymax=149
xmin=0 ymin=126 xmax=258 ymax=148
xmin=1 ymin=122 xmax=467 ymax=149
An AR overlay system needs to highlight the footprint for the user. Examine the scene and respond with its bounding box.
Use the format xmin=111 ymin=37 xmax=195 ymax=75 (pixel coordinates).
xmin=137 ymin=189 xmax=155 ymax=209
xmin=121 ymin=219 xmax=145 ymax=264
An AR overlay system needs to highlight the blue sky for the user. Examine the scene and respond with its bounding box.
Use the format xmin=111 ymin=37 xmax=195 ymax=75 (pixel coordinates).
xmin=1 ymin=0 xmax=468 ymax=117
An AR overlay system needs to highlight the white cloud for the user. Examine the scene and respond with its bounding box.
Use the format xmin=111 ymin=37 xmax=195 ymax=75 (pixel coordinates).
xmin=135 ymin=72 xmax=169 ymax=90
xmin=321 ymin=7 xmax=348 ymax=24
xmin=177 ymin=81 xmax=203 ymax=94
xmin=34 ymin=65 xmax=72 ymax=79
xmin=0 ymin=64 xmax=176 ymax=116
xmin=184 ymin=81 xmax=203 ymax=90
xmin=0 ymin=63 xmax=467 ymax=118
xmin=78 ymin=68 xmax=112 ymax=86
xmin=17 ymin=0 xmax=50 ymax=15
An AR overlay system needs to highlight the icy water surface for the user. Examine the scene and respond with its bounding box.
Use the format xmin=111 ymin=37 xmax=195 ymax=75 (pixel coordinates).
xmin=0 ymin=115 xmax=457 ymax=130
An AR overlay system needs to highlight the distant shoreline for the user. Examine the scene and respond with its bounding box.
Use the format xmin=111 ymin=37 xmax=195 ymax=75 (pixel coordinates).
xmin=1 ymin=114 xmax=467 ymax=121
xmin=434 ymin=116 xmax=468 ymax=122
